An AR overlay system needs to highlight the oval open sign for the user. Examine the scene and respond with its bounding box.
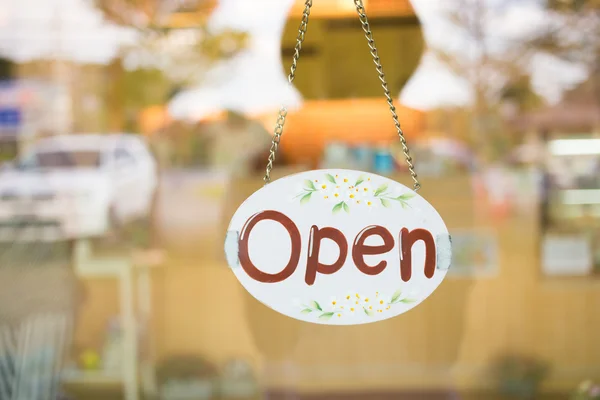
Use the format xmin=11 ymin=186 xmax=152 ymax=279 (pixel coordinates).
xmin=224 ymin=169 xmax=451 ymax=325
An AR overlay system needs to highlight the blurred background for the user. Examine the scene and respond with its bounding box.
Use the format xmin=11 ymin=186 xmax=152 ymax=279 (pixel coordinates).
xmin=0 ymin=0 xmax=598 ymax=399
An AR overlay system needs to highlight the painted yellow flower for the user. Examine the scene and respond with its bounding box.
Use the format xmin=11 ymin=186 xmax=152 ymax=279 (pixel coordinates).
xmin=337 ymin=313 xmax=342 ymax=317
xmin=359 ymin=183 xmax=374 ymax=197
xmin=344 ymin=291 xmax=360 ymax=309
xmin=319 ymin=183 xmax=337 ymax=203
xmin=346 ymin=189 xmax=360 ymax=203
xmin=329 ymin=297 xmax=340 ymax=309
xmin=377 ymin=309 xmax=383 ymax=313
xmin=378 ymin=299 xmax=385 ymax=306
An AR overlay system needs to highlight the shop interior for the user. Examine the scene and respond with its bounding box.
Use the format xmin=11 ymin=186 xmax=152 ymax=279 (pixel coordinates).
xmin=0 ymin=0 xmax=599 ymax=399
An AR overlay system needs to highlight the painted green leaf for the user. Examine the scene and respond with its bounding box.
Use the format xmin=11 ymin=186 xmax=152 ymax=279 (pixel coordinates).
xmin=363 ymin=307 xmax=375 ymax=317
xmin=355 ymin=176 xmax=365 ymax=186
xmin=301 ymin=309 xmax=313 ymax=314
xmin=342 ymin=202 xmax=350 ymax=213
xmin=304 ymin=180 xmax=316 ymax=191
xmin=396 ymin=193 xmax=415 ymax=201
xmin=309 ymin=300 xmax=322 ymax=311
xmin=332 ymin=202 xmax=344 ymax=214
xmin=390 ymin=289 xmax=402 ymax=304
xmin=380 ymin=198 xmax=391 ymax=208
xmin=400 ymin=298 xmax=418 ymax=304
xmin=319 ymin=312 xmax=335 ymax=320
xmin=326 ymin=174 xmax=337 ymax=184
xmin=300 ymin=192 xmax=312 ymax=204
xmin=374 ymin=184 xmax=388 ymax=196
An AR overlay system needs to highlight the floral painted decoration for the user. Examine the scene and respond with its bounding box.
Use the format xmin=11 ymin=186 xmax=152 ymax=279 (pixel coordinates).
xmin=295 ymin=173 xmax=415 ymax=214
xmin=298 ymin=289 xmax=418 ymax=321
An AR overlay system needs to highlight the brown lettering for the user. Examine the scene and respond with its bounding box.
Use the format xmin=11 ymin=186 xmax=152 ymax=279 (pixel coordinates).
xmin=238 ymin=210 xmax=301 ymax=283
xmin=400 ymin=228 xmax=436 ymax=282
xmin=352 ymin=225 xmax=394 ymax=275
xmin=305 ymin=225 xmax=348 ymax=286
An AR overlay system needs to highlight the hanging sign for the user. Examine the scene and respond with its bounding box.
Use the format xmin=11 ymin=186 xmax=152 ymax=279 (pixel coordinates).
xmin=224 ymin=169 xmax=452 ymax=325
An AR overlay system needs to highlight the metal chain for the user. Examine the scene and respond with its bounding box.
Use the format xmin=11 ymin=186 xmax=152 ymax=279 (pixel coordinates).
xmin=264 ymin=0 xmax=313 ymax=184
xmin=263 ymin=0 xmax=421 ymax=192
xmin=353 ymin=0 xmax=420 ymax=191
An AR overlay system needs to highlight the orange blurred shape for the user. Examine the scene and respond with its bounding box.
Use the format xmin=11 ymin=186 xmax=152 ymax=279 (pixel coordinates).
xmin=268 ymin=98 xmax=425 ymax=166
xmin=289 ymin=0 xmax=416 ymax=18
xmin=139 ymin=105 xmax=171 ymax=135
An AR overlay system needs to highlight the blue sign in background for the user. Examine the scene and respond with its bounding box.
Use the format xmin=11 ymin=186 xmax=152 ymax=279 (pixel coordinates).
xmin=0 ymin=108 xmax=21 ymax=128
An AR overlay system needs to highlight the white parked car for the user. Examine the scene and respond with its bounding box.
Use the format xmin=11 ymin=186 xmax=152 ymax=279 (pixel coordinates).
xmin=0 ymin=133 xmax=158 ymax=241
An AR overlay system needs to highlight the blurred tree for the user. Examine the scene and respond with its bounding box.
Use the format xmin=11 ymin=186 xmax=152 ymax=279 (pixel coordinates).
xmin=101 ymin=60 xmax=174 ymax=132
xmin=430 ymin=0 xmax=599 ymax=162
xmin=119 ymin=67 xmax=171 ymax=109
xmin=500 ymin=74 xmax=545 ymax=115
xmin=546 ymin=0 xmax=599 ymax=12
xmin=426 ymin=107 xmax=473 ymax=145
xmin=533 ymin=0 xmax=599 ymax=62
xmin=430 ymin=0 xmax=524 ymax=161
xmin=530 ymin=0 xmax=600 ymax=99
xmin=92 ymin=0 xmax=248 ymax=130
xmin=94 ymin=0 xmax=248 ymax=85
xmin=94 ymin=0 xmax=217 ymax=29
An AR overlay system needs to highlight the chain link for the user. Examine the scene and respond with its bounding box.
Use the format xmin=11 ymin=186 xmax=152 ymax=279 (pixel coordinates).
xmin=264 ymin=0 xmax=313 ymax=184
xmin=353 ymin=0 xmax=420 ymax=191
xmin=264 ymin=0 xmax=421 ymax=192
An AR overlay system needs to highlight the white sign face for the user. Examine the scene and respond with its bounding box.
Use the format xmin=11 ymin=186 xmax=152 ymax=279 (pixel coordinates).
xmin=225 ymin=169 xmax=451 ymax=325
